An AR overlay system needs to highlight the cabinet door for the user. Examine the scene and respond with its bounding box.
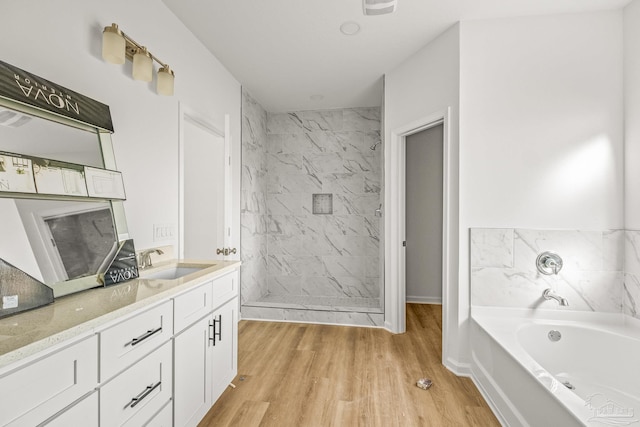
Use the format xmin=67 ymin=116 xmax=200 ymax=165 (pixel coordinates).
xmin=0 ymin=335 xmax=98 ymax=427
xmin=211 ymin=297 xmax=238 ymax=403
xmin=173 ymin=315 xmax=213 ymax=427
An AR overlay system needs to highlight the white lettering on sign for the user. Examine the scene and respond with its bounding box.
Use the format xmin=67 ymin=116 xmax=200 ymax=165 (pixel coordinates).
xmin=13 ymin=75 xmax=80 ymax=115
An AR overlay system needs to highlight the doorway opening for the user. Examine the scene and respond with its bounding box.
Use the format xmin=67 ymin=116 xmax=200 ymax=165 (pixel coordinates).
xmin=384 ymin=108 xmax=452 ymax=366
xmin=405 ymin=124 xmax=443 ymax=305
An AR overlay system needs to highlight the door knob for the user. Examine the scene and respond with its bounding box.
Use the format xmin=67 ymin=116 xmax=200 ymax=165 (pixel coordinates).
xmin=216 ymin=247 xmax=237 ymax=256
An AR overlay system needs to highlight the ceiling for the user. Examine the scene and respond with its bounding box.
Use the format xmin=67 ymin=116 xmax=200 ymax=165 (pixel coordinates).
xmin=162 ymin=0 xmax=629 ymax=113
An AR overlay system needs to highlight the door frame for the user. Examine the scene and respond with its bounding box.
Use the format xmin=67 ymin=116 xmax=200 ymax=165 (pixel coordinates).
xmin=384 ymin=107 xmax=452 ymax=363
xmin=178 ymin=103 xmax=231 ymax=259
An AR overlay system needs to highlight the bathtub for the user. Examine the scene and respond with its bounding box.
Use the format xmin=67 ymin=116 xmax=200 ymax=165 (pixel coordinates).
xmin=470 ymin=307 xmax=640 ymax=426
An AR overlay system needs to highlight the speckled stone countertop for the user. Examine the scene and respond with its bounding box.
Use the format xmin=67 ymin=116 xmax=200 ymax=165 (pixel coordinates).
xmin=0 ymin=260 xmax=240 ymax=371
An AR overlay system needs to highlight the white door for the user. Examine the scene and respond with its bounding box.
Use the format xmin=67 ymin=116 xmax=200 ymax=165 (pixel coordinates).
xmin=180 ymin=109 xmax=230 ymax=260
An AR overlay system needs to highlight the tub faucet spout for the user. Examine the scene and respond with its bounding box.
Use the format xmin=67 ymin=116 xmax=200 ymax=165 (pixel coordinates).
xmin=543 ymin=288 xmax=569 ymax=306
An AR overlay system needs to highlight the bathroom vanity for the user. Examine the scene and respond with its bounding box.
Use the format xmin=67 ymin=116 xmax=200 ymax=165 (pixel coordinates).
xmin=0 ymin=260 xmax=240 ymax=426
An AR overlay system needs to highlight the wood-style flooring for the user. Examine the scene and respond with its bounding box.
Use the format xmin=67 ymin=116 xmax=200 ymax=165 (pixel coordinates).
xmin=199 ymin=304 xmax=499 ymax=426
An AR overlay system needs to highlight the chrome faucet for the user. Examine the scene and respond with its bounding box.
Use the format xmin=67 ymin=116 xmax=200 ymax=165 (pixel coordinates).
xmin=536 ymin=251 xmax=563 ymax=275
xmin=543 ymin=288 xmax=569 ymax=306
xmin=138 ymin=248 xmax=164 ymax=269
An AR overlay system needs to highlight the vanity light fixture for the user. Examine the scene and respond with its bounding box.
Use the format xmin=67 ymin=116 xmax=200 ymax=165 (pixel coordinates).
xmin=101 ymin=23 xmax=175 ymax=96
xmin=363 ymin=0 xmax=398 ymax=15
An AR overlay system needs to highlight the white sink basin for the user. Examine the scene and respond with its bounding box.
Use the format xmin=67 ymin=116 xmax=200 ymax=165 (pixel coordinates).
xmin=141 ymin=265 xmax=211 ymax=280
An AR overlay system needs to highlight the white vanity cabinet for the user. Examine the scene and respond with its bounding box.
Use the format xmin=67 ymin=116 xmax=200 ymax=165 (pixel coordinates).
xmin=0 ymin=262 xmax=240 ymax=427
xmin=173 ymin=270 xmax=239 ymax=427
xmin=0 ymin=335 xmax=98 ymax=427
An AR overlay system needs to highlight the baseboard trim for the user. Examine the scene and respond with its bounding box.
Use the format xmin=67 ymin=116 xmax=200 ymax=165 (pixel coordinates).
xmin=241 ymin=317 xmax=383 ymax=329
xmin=406 ymin=296 xmax=442 ymax=304
xmin=444 ymin=356 xmax=471 ymax=377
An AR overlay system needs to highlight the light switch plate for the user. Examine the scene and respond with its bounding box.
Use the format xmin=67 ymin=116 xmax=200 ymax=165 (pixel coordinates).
xmin=153 ymin=223 xmax=174 ymax=242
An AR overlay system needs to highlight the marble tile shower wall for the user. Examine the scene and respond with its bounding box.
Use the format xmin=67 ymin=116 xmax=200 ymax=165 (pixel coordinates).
xmin=624 ymin=230 xmax=640 ymax=319
xmin=240 ymin=91 xmax=268 ymax=304
xmin=470 ymin=228 xmax=625 ymax=313
xmin=265 ymin=107 xmax=382 ymax=301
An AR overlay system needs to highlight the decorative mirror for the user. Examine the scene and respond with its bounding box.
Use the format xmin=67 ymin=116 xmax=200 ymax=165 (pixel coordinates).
xmin=0 ymin=60 xmax=129 ymax=297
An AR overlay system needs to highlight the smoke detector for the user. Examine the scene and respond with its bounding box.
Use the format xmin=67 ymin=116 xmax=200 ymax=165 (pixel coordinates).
xmin=363 ymin=0 xmax=397 ymax=16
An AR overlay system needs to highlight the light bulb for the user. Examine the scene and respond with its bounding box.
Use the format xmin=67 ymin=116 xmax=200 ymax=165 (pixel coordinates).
xmin=132 ymin=47 xmax=153 ymax=82
xmin=102 ymin=23 xmax=125 ymax=64
xmin=157 ymin=66 xmax=175 ymax=96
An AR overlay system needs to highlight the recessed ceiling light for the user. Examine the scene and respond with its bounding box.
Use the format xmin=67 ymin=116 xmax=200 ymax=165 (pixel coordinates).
xmin=310 ymin=94 xmax=324 ymax=101
xmin=340 ymin=21 xmax=361 ymax=36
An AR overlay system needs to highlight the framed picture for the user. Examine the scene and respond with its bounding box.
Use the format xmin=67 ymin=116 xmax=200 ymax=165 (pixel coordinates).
xmin=0 ymin=151 xmax=36 ymax=194
xmin=84 ymin=166 xmax=126 ymax=200
xmin=32 ymin=157 xmax=88 ymax=197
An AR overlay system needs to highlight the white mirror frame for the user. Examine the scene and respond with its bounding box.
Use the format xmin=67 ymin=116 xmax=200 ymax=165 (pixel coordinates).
xmin=0 ymin=96 xmax=129 ymax=297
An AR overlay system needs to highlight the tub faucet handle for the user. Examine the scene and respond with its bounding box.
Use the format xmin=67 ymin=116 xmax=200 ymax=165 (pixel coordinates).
xmin=536 ymin=251 xmax=563 ymax=275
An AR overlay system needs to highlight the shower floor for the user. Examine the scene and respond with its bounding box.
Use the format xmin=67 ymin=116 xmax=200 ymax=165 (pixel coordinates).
xmin=243 ymin=295 xmax=383 ymax=313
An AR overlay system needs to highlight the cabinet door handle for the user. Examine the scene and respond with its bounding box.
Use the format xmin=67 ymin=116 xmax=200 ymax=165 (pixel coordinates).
xmin=125 ymin=326 xmax=162 ymax=347
xmin=128 ymin=381 xmax=161 ymax=408
xmin=209 ymin=315 xmax=222 ymax=346
xmin=215 ymin=315 xmax=222 ymax=343
xmin=208 ymin=320 xmax=215 ymax=346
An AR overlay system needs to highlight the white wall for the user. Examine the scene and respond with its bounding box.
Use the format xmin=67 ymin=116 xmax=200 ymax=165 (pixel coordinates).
xmin=0 ymin=0 xmax=241 ymax=254
xmin=386 ymin=10 xmax=624 ymax=370
xmin=625 ymin=0 xmax=640 ymax=228
xmin=460 ymin=12 xmax=623 ymax=230
xmin=384 ymin=24 xmax=461 ymax=365
xmin=459 ymin=10 xmax=623 ymax=363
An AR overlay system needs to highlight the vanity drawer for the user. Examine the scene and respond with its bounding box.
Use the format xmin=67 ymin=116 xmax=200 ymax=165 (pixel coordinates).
xmin=211 ymin=270 xmax=238 ymax=305
xmin=100 ymin=340 xmax=172 ymax=427
xmin=0 ymin=335 xmax=98 ymax=427
xmin=145 ymin=400 xmax=173 ymax=427
xmin=174 ymin=280 xmax=213 ymax=333
xmin=43 ymin=391 xmax=99 ymax=427
xmin=99 ymin=300 xmax=173 ymax=381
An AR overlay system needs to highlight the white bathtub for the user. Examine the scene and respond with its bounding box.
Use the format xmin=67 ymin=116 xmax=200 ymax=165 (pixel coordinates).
xmin=470 ymin=307 xmax=640 ymax=426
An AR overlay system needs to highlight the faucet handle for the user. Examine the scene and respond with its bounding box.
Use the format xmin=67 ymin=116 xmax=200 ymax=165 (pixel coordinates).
xmin=536 ymin=251 xmax=563 ymax=275
xmin=138 ymin=248 xmax=164 ymax=269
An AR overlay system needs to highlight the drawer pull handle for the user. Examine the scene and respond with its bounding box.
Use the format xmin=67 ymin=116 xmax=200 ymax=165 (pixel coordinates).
xmin=128 ymin=381 xmax=161 ymax=408
xmin=209 ymin=315 xmax=222 ymax=346
xmin=126 ymin=327 xmax=162 ymax=347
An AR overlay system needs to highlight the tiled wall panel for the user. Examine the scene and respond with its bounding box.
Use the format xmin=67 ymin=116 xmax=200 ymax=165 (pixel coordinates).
xmin=265 ymin=108 xmax=382 ymax=299
xmin=471 ymin=228 xmax=624 ymax=313
xmin=241 ymin=94 xmax=382 ymax=305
